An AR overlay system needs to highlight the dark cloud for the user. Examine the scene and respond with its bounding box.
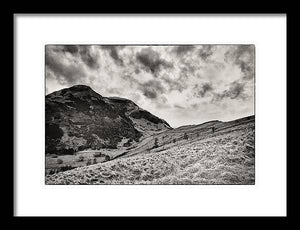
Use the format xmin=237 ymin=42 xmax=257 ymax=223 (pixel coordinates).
xmin=134 ymin=67 xmax=140 ymax=74
xmin=45 ymin=49 xmax=88 ymax=85
xmin=101 ymin=46 xmax=124 ymax=66
xmin=227 ymin=82 xmax=245 ymax=99
xmin=120 ymin=74 xmax=136 ymax=88
xmin=50 ymin=45 xmax=100 ymax=69
xmin=143 ymin=90 xmax=157 ymax=99
xmin=78 ymin=46 xmax=100 ymax=69
xmin=136 ymin=47 xmax=173 ymax=76
xmin=172 ymin=45 xmax=195 ymax=56
xmin=199 ymin=45 xmax=213 ymax=60
xmin=226 ymin=45 xmax=255 ymax=80
xmin=62 ymin=45 xmax=79 ymax=54
xmin=162 ymin=76 xmax=187 ymax=93
xmin=194 ymin=83 xmax=214 ymax=97
xmin=138 ymin=79 xmax=166 ymax=99
xmin=181 ymin=59 xmax=197 ymax=75
xmin=213 ymin=81 xmax=246 ymax=101
xmin=154 ymin=95 xmax=170 ymax=109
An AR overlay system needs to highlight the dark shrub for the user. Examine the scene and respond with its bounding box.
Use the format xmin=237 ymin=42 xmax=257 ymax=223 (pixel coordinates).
xmin=183 ymin=133 xmax=188 ymax=140
xmin=123 ymin=142 xmax=131 ymax=147
xmin=48 ymin=169 xmax=55 ymax=175
xmin=86 ymin=159 xmax=92 ymax=166
xmin=93 ymin=152 xmax=103 ymax=158
xmin=62 ymin=148 xmax=75 ymax=155
xmin=123 ymin=138 xmax=133 ymax=147
xmin=60 ymin=164 xmax=74 ymax=172
xmin=77 ymin=155 xmax=84 ymax=162
xmin=154 ymin=138 xmax=159 ymax=148
xmin=104 ymin=155 xmax=110 ymax=161
xmin=57 ymin=158 xmax=63 ymax=164
xmin=78 ymin=146 xmax=85 ymax=151
xmin=93 ymin=158 xmax=97 ymax=164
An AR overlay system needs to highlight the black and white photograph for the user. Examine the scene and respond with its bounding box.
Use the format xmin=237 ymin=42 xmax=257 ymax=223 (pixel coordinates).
xmin=13 ymin=12 xmax=288 ymax=217
xmin=45 ymin=44 xmax=255 ymax=185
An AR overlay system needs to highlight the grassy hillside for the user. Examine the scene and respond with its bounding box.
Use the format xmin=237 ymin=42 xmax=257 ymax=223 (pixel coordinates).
xmin=46 ymin=115 xmax=255 ymax=185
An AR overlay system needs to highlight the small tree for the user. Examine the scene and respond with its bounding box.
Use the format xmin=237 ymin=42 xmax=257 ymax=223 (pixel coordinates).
xmin=93 ymin=158 xmax=97 ymax=164
xmin=212 ymin=127 xmax=215 ymax=133
xmin=154 ymin=138 xmax=159 ymax=148
xmin=104 ymin=155 xmax=110 ymax=162
xmin=86 ymin=159 xmax=92 ymax=166
xmin=93 ymin=152 xmax=102 ymax=158
xmin=183 ymin=133 xmax=188 ymax=140
xmin=173 ymin=139 xmax=176 ymax=143
xmin=60 ymin=164 xmax=74 ymax=172
xmin=77 ymin=155 xmax=84 ymax=162
xmin=78 ymin=145 xmax=85 ymax=151
xmin=63 ymin=148 xmax=75 ymax=155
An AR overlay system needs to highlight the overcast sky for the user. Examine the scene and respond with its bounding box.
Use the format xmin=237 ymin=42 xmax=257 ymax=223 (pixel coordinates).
xmin=46 ymin=45 xmax=254 ymax=128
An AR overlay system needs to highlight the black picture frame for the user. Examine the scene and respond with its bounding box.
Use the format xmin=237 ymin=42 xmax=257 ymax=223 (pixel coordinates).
xmin=8 ymin=5 xmax=291 ymax=223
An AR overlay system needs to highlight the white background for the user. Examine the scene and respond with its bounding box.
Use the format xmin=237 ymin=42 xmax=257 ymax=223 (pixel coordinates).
xmin=15 ymin=15 xmax=286 ymax=216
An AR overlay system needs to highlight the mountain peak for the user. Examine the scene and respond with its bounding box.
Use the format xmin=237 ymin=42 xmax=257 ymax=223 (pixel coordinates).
xmin=49 ymin=85 xmax=103 ymax=99
xmin=68 ymin=84 xmax=93 ymax=92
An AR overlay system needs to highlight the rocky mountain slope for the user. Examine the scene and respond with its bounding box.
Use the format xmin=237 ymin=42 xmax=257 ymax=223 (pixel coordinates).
xmin=46 ymin=85 xmax=171 ymax=155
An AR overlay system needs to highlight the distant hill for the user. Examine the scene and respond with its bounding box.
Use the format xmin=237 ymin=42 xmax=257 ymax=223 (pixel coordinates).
xmin=45 ymin=85 xmax=171 ymax=155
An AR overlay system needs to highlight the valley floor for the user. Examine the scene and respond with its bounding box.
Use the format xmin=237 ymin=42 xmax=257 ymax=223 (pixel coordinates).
xmin=45 ymin=117 xmax=255 ymax=185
